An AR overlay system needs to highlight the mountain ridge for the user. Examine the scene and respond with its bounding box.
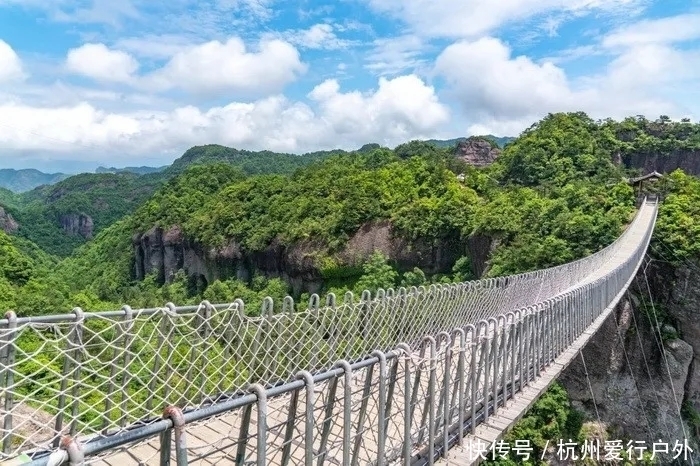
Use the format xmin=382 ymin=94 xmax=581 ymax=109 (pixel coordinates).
xmin=0 ymin=135 xmax=513 ymax=193
xmin=0 ymin=168 xmax=69 ymax=193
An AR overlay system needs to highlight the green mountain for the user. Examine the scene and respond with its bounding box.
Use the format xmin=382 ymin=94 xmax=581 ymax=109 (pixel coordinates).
xmin=55 ymin=112 xmax=646 ymax=306
xmin=165 ymin=144 xmax=347 ymax=176
xmin=1 ymin=144 xmax=351 ymax=257
xmin=6 ymin=172 xmax=164 ymax=256
xmin=0 ymin=168 xmax=69 ymax=193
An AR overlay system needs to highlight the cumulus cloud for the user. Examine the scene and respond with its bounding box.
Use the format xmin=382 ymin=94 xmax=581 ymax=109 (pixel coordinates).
xmin=65 ymin=43 xmax=139 ymax=83
xmin=434 ymin=36 xmax=698 ymax=136
xmin=435 ymin=38 xmax=578 ymax=118
xmin=307 ymin=75 xmax=449 ymax=138
xmin=0 ymin=40 xmax=25 ymax=82
xmin=0 ymin=75 xmax=449 ymax=163
xmin=62 ymin=37 xmax=306 ymax=97
xmin=143 ymin=37 xmax=306 ymax=96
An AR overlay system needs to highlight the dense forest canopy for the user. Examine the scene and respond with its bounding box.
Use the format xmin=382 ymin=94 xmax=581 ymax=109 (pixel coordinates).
xmin=1 ymin=111 xmax=696 ymax=316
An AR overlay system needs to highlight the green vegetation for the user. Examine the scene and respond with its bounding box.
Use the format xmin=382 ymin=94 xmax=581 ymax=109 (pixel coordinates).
xmin=653 ymin=170 xmax=700 ymax=261
xmin=483 ymin=383 xmax=583 ymax=465
xmin=95 ymin=165 xmax=167 ymax=175
xmin=610 ymin=115 xmax=700 ymax=155
xmin=1 ymin=143 xmax=350 ymax=257
xmin=1 ymin=111 xmax=665 ymax=314
xmin=165 ymin=144 xmax=345 ymax=176
xmin=423 ymin=135 xmax=516 ymax=149
xmin=6 ymin=172 xmax=163 ymax=256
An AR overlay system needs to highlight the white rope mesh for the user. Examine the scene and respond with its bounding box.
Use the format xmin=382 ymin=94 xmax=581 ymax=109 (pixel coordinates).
xmin=0 ymin=200 xmax=654 ymax=460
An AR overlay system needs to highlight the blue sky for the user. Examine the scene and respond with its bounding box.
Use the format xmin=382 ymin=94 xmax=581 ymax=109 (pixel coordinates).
xmin=0 ymin=0 xmax=699 ymax=172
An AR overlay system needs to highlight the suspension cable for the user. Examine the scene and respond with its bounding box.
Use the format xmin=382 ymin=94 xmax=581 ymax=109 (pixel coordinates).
xmin=641 ymin=257 xmax=694 ymax=465
xmin=625 ymin=290 xmax=674 ymax=440
xmin=611 ymin=297 xmax=654 ymax=440
xmin=579 ymin=350 xmax=602 ymax=426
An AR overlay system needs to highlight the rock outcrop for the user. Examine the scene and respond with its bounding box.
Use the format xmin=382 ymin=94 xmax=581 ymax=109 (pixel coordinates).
xmin=132 ymin=221 xmax=474 ymax=295
xmin=59 ymin=213 xmax=94 ymax=239
xmin=560 ymin=297 xmax=694 ymax=445
xmin=561 ymin=258 xmax=700 ymax=452
xmin=0 ymin=206 xmax=19 ymax=234
xmin=623 ymin=149 xmax=700 ymax=177
xmin=454 ymin=138 xmax=501 ymax=167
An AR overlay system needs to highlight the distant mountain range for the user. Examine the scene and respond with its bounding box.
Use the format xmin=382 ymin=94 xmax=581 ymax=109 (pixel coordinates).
xmin=0 ymin=135 xmax=515 ymax=192
xmin=0 ymin=169 xmax=70 ymax=193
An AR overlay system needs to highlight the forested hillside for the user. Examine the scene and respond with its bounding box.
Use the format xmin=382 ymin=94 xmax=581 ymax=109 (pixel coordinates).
xmin=0 ymin=111 xmax=660 ymax=315
xmin=1 ymin=173 xmax=163 ymax=256
xmin=0 ymin=144 xmax=359 ymax=256
xmin=1 ymin=112 xmax=697 ymax=314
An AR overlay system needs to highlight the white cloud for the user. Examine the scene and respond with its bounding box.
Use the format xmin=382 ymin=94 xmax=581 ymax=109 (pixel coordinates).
xmin=602 ymin=43 xmax=700 ymax=88
xmin=282 ymin=24 xmax=354 ymax=50
xmin=0 ymin=40 xmax=25 ymax=82
xmin=307 ymin=75 xmax=449 ymax=139
xmin=144 ymin=37 xmax=306 ymax=96
xmin=434 ymin=36 xmax=699 ymax=136
xmin=65 ymin=43 xmax=139 ymax=83
xmin=366 ymin=0 xmax=647 ymax=38
xmin=602 ymin=13 xmax=700 ymax=48
xmin=435 ymin=38 xmax=576 ymax=117
xmin=0 ymin=75 xmax=449 ymax=163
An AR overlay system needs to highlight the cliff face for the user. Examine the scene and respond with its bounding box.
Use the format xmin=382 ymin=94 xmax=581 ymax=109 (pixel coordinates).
xmin=560 ymin=259 xmax=700 ymax=448
xmin=132 ymin=221 xmax=480 ymax=295
xmin=623 ymin=149 xmax=700 ymax=176
xmin=0 ymin=206 xmax=19 ymax=233
xmin=454 ymin=138 xmax=501 ymax=167
xmin=59 ymin=213 xmax=94 ymax=239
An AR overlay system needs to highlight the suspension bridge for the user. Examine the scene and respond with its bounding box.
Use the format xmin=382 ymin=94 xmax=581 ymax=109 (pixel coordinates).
xmin=0 ymin=197 xmax=664 ymax=465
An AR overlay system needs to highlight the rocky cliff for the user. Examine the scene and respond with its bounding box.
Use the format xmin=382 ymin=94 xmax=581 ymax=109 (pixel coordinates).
xmin=0 ymin=206 xmax=19 ymax=234
xmin=454 ymin=138 xmax=501 ymax=167
xmin=623 ymin=150 xmax=700 ymax=176
xmin=59 ymin=213 xmax=94 ymax=239
xmin=132 ymin=221 xmax=479 ymax=295
xmin=560 ymin=259 xmax=700 ymax=451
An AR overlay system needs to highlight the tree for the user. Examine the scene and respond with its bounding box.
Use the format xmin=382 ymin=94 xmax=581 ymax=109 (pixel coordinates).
xmin=354 ymin=252 xmax=398 ymax=294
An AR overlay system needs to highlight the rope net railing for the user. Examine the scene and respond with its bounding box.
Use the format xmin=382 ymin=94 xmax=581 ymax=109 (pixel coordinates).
xmin=0 ymin=200 xmax=656 ymax=461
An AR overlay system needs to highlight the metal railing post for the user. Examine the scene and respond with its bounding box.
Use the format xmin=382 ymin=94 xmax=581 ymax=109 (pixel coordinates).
xmin=161 ymin=406 xmax=187 ymax=466
xmin=297 ymin=371 xmax=316 ymax=466
xmin=249 ymin=384 xmax=267 ymax=466
xmin=2 ymin=311 xmax=17 ymax=454
xmin=372 ymin=350 xmax=387 ymax=466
